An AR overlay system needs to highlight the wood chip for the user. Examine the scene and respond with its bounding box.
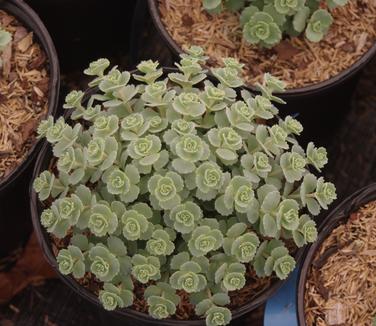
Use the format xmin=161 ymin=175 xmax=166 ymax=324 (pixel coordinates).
xmin=274 ymin=41 xmax=302 ymax=61
xmin=17 ymin=32 xmax=33 ymax=52
xmin=325 ymin=302 xmax=346 ymax=325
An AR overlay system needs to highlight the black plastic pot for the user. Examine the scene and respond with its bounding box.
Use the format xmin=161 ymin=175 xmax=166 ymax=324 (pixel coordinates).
xmin=25 ymin=0 xmax=137 ymax=73
xmin=0 ymin=0 xmax=60 ymax=265
xmin=144 ymin=0 xmax=376 ymax=144
xmin=296 ymin=183 xmax=376 ymax=326
xmin=30 ymin=70 xmax=306 ymax=325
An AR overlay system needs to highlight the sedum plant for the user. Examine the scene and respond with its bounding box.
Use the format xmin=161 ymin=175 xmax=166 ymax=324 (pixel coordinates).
xmin=202 ymin=0 xmax=347 ymax=47
xmin=33 ymin=46 xmax=336 ymax=326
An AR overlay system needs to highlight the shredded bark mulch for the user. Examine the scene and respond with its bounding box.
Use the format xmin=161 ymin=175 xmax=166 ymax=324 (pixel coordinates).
xmin=0 ymin=10 xmax=49 ymax=181
xmin=158 ymin=0 xmax=376 ymax=89
xmin=304 ymin=200 xmax=376 ymax=326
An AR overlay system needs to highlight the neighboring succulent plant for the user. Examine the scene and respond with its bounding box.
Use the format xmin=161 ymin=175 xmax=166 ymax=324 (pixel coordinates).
xmin=34 ymin=47 xmax=336 ymax=326
xmin=202 ymin=0 xmax=348 ymax=47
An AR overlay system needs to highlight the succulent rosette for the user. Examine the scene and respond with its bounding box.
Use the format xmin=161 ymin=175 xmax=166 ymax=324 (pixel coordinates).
xmin=99 ymin=282 xmax=134 ymax=311
xmin=148 ymin=172 xmax=184 ymax=210
xmin=141 ymin=79 xmax=175 ymax=107
xmin=85 ymin=136 xmax=118 ymax=172
xmin=84 ymin=58 xmax=110 ymax=77
xmin=34 ymin=47 xmax=336 ymax=326
xmin=194 ymin=161 xmax=227 ymax=200
xmin=292 ymin=214 xmax=318 ymax=247
xmin=146 ymin=229 xmax=175 ymax=256
xmin=225 ymin=230 xmax=260 ymax=263
xmin=88 ymin=203 xmax=118 ymax=237
xmin=170 ymin=260 xmax=207 ymax=293
xmin=93 ymin=115 xmax=119 ymax=138
xmin=280 ymin=151 xmax=306 ymax=182
xmin=120 ymin=113 xmax=149 ymax=141
xmin=172 ymin=92 xmax=206 ymax=118
xmin=253 ymin=239 xmax=295 ymax=279
xmin=127 ymin=135 xmax=165 ymax=173
xmin=282 ymin=116 xmax=303 ymax=136
xmin=50 ymin=195 xmax=84 ymax=231
xmin=142 ymin=109 xmax=169 ymax=133
xmin=188 ymin=226 xmax=224 ymax=257
xmin=98 ymin=67 xmax=130 ymax=93
xmin=144 ymin=283 xmax=180 ymax=319
xmin=243 ymin=12 xmax=282 ymax=48
xmin=131 ymin=254 xmax=161 ymax=284
xmin=211 ymin=66 xmax=244 ymax=88
xmin=121 ymin=204 xmax=153 ymax=241
xmin=63 ymin=90 xmax=84 ymax=111
xmin=215 ymin=176 xmax=255 ymax=216
xmin=305 ymin=9 xmax=333 ymax=42
xmin=89 ymin=245 xmax=120 ymax=282
xmin=33 ymin=170 xmax=66 ymax=201
xmin=241 ymin=152 xmax=272 ymax=182
xmin=167 ymin=201 xmax=203 ymax=234
xmin=306 ymin=142 xmax=328 ymax=171
xmin=276 ymin=199 xmax=300 ymax=231
xmin=201 ymin=83 xmax=232 ymax=112
xmin=102 ymin=165 xmax=140 ymax=203
xmin=205 ymin=306 xmax=232 ymax=326
xmin=207 ymin=127 xmax=242 ymax=164
xmin=57 ymin=245 xmax=85 ymax=278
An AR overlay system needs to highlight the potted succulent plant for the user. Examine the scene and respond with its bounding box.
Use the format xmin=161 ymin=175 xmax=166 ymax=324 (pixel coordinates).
xmin=297 ymin=183 xmax=376 ymax=326
xmin=145 ymin=0 xmax=376 ymax=140
xmin=0 ymin=0 xmax=59 ymax=268
xmin=31 ymin=47 xmax=336 ymax=325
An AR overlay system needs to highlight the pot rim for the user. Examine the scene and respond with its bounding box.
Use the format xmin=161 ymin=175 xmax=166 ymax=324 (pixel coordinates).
xmin=30 ymin=68 xmax=305 ymax=325
xmin=296 ymin=183 xmax=376 ymax=326
xmin=147 ymin=0 xmax=376 ymax=98
xmin=0 ymin=0 xmax=60 ymax=192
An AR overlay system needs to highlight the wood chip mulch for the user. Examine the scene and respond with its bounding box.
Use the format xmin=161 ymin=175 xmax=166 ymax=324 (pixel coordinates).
xmin=158 ymin=0 xmax=376 ymax=89
xmin=304 ymin=200 xmax=376 ymax=326
xmin=0 ymin=10 xmax=49 ymax=181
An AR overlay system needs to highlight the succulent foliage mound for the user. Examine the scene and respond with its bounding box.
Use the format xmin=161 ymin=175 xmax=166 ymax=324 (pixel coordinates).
xmin=34 ymin=46 xmax=336 ymax=325
xmin=202 ymin=0 xmax=348 ymax=47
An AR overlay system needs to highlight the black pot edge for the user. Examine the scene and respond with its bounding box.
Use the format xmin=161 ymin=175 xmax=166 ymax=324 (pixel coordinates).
xmin=147 ymin=0 xmax=376 ymax=98
xmin=29 ymin=71 xmax=307 ymax=325
xmin=0 ymin=0 xmax=60 ymax=192
xmin=296 ymin=183 xmax=376 ymax=326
